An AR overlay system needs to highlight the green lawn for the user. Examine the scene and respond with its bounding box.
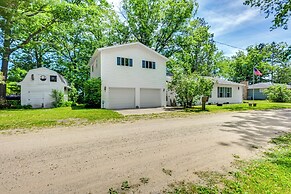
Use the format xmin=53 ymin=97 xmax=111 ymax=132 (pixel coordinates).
xmin=166 ymin=133 xmax=291 ymax=194
xmin=0 ymin=107 xmax=123 ymax=130
xmin=188 ymin=100 xmax=291 ymax=112
xmin=0 ymin=101 xmax=291 ymax=131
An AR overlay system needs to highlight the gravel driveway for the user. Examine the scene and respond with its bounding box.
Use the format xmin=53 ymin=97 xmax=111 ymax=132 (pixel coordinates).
xmin=0 ymin=109 xmax=290 ymax=194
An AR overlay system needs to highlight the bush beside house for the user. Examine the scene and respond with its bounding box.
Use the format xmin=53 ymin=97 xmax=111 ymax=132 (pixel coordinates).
xmin=84 ymin=78 xmax=101 ymax=108
xmin=169 ymin=73 xmax=214 ymax=108
xmin=51 ymin=89 xmax=65 ymax=108
xmin=264 ymin=85 xmax=291 ymax=102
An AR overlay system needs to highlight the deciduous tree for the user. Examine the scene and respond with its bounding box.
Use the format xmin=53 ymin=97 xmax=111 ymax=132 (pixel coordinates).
xmin=168 ymin=18 xmax=218 ymax=76
xmin=0 ymin=0 xmax=84 ymax=98
xmin=244 ymin=0 xmax=291 ymax=29
xmin=121 ymin=0 xmax=198 ymax=54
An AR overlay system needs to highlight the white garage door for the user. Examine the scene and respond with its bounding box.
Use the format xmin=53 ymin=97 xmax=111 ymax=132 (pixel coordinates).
xmin=27 ymin=90 xmax=54 ymax=108
xmin=140 ymin=88 xmax=161 ymax=108
xmin=108 ymin=88 xmax=135 ymax=109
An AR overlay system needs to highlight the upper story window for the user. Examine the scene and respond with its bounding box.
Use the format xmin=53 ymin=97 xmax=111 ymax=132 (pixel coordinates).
xmin=50 ymin=75 xmax=57 ymax=82
xmin=40 ymin=75 xmax=46 ymax=81
xmin=117 ymin=57 xmax=133 ymax=67
xmin=218 ymin=87 xmax=232 ymax=98
xmin=142 ymin=60 xmax=156 ymax=69
xmin=91 ymin=65 xmax=94 ymax=72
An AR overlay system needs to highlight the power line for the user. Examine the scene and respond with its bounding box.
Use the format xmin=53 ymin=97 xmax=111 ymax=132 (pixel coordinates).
xmin=214 ymin=40 xmax=246 ymax=51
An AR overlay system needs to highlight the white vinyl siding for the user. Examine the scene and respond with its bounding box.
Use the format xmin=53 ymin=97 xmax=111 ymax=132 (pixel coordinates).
xmin=108 ymin=88 xmax=135 ymax=109
xmin=140 ymin=88 xmax=161 ymax=108
xmin=90 ymin=43 xmax=167 ymax=109
xmin=19 ymin=67 xmax=68 ymax=108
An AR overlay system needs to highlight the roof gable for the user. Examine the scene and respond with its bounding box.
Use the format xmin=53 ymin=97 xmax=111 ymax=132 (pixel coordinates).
xmin=89 ymin=42 xmax=168 ymax=66
xmin=19 ymin=67 xmax=69 ymax=86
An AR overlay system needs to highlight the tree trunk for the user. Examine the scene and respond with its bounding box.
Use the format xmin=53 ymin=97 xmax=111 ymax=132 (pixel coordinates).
xmin=0 ymin=34 xmax=11 ymax=99
xmin=201 ymin=96 xmax=208 ymax=111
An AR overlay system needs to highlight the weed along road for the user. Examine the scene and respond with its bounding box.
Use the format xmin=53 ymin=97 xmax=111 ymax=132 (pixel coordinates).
xmin=0 ymin=109 xmax=290 ymax=194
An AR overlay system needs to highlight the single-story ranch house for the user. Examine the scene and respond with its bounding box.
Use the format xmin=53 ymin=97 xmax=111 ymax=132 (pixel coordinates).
xmin=19 ymin=67 xmax=69 ymax=108
xmin=248 ymin=82 xmax=291 ymax=100
xmin=208 ymin=77 xmax=244 ymax=104
xmin=89 ymin=42 xmax=168 ymax=109
xmin=167 ymin=77 xmax=243 ymax=106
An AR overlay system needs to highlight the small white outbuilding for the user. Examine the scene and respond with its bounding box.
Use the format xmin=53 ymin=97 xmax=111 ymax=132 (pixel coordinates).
xmin=19 ymin=67 xmax=69 ymax=108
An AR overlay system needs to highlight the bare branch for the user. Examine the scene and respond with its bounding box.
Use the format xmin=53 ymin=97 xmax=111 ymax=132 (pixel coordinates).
xmin=11 ymin=18 xmax=57 ymax=52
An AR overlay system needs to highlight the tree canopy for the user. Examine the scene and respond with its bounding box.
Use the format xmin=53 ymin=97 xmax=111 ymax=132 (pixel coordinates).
xmin=218 ymin=42 xmax=291 ymax=84
xmin=0 ymin=0 xmax=124 ymax=99
xmin=121 ymin=0 xmax=198 ymax=54
xmin=1 ymin=0 xmax=290 ymax=104
xmin=244 ymin=0 xmax=291 ymax=29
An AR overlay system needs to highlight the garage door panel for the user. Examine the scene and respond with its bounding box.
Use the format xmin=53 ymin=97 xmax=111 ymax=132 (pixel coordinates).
xmin=109 ymin=88 xmax=135 ymax=109
xmin=140 ymin=88 xmax=161 ymax=108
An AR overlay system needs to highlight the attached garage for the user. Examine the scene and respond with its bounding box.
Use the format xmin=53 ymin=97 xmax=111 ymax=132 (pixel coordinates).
xmin=108 ymin=87 xmax=135 ymax=109
xmin=140 ymin=88 xmax=161 ymax=108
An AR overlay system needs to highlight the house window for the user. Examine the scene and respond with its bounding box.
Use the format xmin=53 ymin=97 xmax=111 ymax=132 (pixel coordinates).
xmin=217 ymin=87 xmax=232 ymax=98
xmin=50 ymin=75 xmax=57 ymax=82
xmin=117 ymin=57 xmax=133 ymax=67
xmin=91 ymin=65 xmax=94 ymax=72
xmin=142 ymin=60 xmax=156 ymax=69
xmin=40 ymin=75 xmax=46 ymax=81
xmin=31 ymin=74 xmax=34 ymax=80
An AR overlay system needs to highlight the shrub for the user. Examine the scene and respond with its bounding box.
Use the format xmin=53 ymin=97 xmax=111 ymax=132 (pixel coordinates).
xmin=169 ymin=72 xmax=213 ymax=108
xmin=0 ymin=98 xmax=10 ymax=109
xmin=62 ymin=101 xmax=73 ymax=107
xmin=69 ymin=83 xmax=78 ymax=103
xmin=264 ymin=85 xmax=291 ymax=102
xmin=84 ymin=78 xmax=101 ymax=108
xmin=8 ymin=100 xmax=20 ymax=106
xmin=51 ymin=89 xmax=64 ymax=107
xmin=22 ymin=105 xmax=32 ymax=109
xmin=7 ymin=100 xmax=21 ymax=109
xmin=71 ymin=102 xmax=77 ymax=107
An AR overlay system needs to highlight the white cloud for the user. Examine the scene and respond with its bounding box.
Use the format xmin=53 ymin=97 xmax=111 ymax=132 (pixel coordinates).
xmin=203 ymin=9 xmax=260 ymax=37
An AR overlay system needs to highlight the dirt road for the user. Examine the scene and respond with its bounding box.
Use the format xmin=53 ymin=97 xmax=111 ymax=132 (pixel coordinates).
xmin=0 ymin=109 xmax=290 ymax=194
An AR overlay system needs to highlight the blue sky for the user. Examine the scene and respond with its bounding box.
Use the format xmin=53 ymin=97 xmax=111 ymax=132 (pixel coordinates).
xmin=107 ymin=0 xmax=291 ymax=56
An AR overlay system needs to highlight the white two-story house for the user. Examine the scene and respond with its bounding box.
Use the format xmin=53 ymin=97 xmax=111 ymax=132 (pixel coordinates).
xmin=19 ymin=67 xmax=69 ymax=108
xmin=89 ymin=42 xmax=168 ymax=109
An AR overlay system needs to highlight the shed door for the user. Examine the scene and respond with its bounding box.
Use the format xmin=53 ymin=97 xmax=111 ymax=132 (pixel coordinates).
xmin=140 ymin=88 xmax=161 ymax=108
xmin=108 ymin=88 xmax=135 ymax=109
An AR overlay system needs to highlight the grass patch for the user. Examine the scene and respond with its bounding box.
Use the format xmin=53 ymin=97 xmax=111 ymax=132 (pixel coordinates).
xmin=0 ymin=106 xmax=123 ymax=130
xmin=190 ymin=100 xmax=291 ymax=113
xmin=165 ymin=132 xmax=291 ymax=194
xmin=0 ymin=100 xmax=290 ymax=131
